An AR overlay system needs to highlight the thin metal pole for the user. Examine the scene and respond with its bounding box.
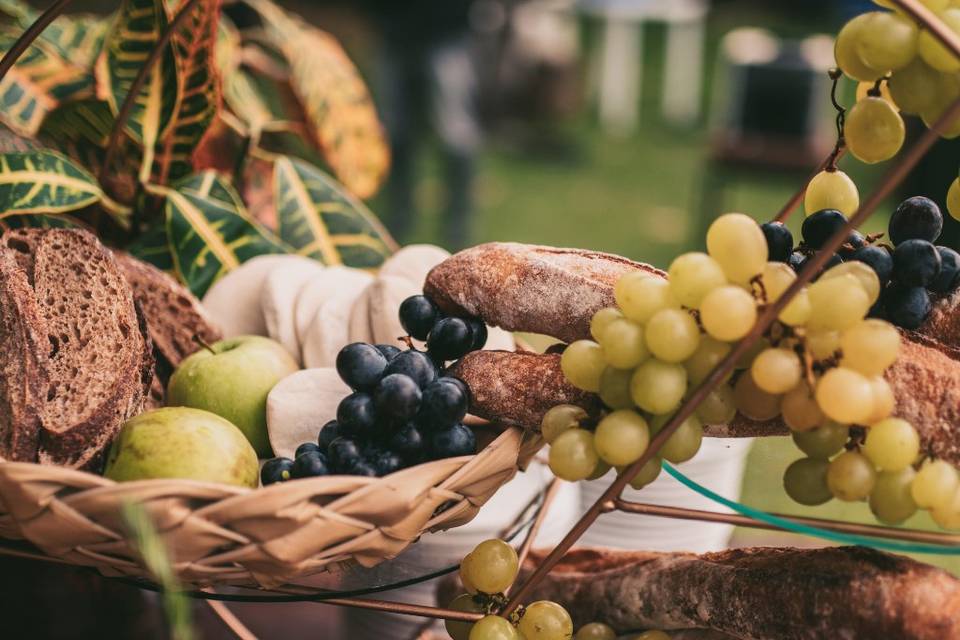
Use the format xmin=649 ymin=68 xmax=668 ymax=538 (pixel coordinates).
xmin=98 ymin=0 xmax=203 ymax=184
xmin=614 ymin=499 xmax=960 ymax=547
xmin=0 ymin=0 xmax=75 ymax=83
xmin=203 ymin=600 xmax=258 ymax=640
xmin=504 ymin=478 xmax=562 ymax=598
xmin=317 ymin=596 xmax=485 ymax=623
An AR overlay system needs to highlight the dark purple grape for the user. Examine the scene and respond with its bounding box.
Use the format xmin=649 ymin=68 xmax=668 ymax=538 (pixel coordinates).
xmin=390 ymin=423 xmax=426 ymax=456
xmin=892 ymin=239 xmax=941 ymax=287
xmin=337 ymin=392 xmax=378 ymax=437
xmin=801 ymin=209 xmax=847 ymax=249
xmin=427 ymin=317 xmax=474 ymax=361
xmin=351 ymin=462 xmax=379 ymax=477
xmin=468 ymin=318 xmax=488 ymax=351
xmin=318 ymin=420 xmax=342 ymax=449
xmin=852 ymin=245 xmax=893 ymax=285
xmin=931 ymin=246 xmax=960 ymax=293
xmin=760 ymin=221 xmax=793 ymax=262
xmin=840 ymin=230 xmax=866 ymax=258
xmin=295 ymin=442 xmax=322 ymax=459
xmin=797 ymin=251 xmax=842 ymax=277
xmin=418 ymin=378 xmax=469 ymax=430
xmin=336 ymin=343 xmax=388 ymax=390
xmin=261 ymin=457 xmax=294 ymax=485
xmin=883 ymin=283 xmax=931 ymax=329
xmin=384 ymin=349 xmax=438 ymax=389
xmin=431 ymin=423 xmax=477 ymax=458
xmin=889 ymin=196 xmax=943 ymax=245
xmin=399 ymin=295 xmax=440 ymax=341
xmin=328 ymin=437 xmax=362 ymax=472
xmin=788 ymin=251 xmax=805 ymax=272
xmin=369 ymin=450 xmax=404 ymax=476
xmin=375 ymin=344 xmax=402 ymax=361
xmin=373 ymin=373 xmax=422 ymax=423
xmin=291 ymin=451 xmax=330 ymax=478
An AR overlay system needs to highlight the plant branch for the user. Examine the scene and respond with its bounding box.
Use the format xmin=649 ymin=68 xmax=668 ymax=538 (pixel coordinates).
xmin=99 ymin=0 xmax=204 ymax=187
xmin=0 ymin=0 xmax=75 ymax=84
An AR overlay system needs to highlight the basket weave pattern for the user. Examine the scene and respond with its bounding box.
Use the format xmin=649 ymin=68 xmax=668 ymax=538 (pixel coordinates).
xmin=0 ymin=427 xmax=535 ymax=588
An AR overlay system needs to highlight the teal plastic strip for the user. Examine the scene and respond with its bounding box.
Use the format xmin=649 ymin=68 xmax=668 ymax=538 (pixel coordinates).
xmin=662 ymin=462 xmax=960 ymax=555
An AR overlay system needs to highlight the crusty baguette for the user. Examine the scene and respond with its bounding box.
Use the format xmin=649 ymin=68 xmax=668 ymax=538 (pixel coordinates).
xmin=517 ymin=546 xmax=960 ymax=640
xmin=2 ymin=229 xmax=153 ymax=469
xmin=0 ymin=249 xmax=48 ymax=461
xmin=424 ymin=242 xmax=662 ymax=344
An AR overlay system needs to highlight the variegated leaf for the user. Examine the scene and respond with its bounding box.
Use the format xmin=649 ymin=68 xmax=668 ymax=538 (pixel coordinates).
xmin=0 ymin=150 xmax=102 ymax=215
xmin=126 ymin=220 xmax=174 ymax=272
xmin=0 ymin=2 xmax=106 ymax=69
xmin=274 ymin=155 xmax=394 ymax=268
xmin=0 ymin=31 xmax=95 ymax=136
xmin=0 ymin=212 xmax=82 ymax=230
xmin=163 ymin=170 xmax=287 ymax=296
xmin=98 ymin=0 xmax=180 ymax=174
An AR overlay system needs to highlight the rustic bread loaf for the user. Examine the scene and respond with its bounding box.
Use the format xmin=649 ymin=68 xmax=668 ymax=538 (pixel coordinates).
xmin=0 ymin=248 xmax=48 ymax=461
xmin=424 ymin=242 xmax=661 ymax=344
xmin=518 ymin=546 xmax=960 ymax=640
xmin=2 ymin=229 xmax=153 ymax=469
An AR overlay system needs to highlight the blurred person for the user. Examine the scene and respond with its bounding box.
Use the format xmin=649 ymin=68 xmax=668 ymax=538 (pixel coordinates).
xmin=361 ymin=0 xmax=482 ymax=249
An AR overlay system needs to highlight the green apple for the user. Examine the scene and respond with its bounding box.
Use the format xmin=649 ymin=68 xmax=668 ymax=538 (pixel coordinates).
xmin=104 ymin=408 xmax=258 ymax=488
xmin=166 ymin=335 xmax=298 ymax=456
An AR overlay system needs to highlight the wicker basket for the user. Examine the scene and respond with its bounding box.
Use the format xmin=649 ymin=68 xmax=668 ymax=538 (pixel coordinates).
xmin=0 ymin=425 xmax=541 ymax=589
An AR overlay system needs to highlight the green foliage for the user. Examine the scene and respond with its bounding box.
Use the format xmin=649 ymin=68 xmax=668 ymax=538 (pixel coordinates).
xmin=0 ymin=0 xmax=395 ymax=290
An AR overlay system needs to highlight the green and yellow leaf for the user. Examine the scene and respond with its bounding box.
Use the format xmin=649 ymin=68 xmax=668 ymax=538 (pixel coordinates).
xmin=161 ymin=170 xmax=287 ymax=296
xmin=0 ymin=2 xmax=106 ymax=68
xmin=126 ymin=220 xmax=174 ymax=272
xmin=0 ymin=212 xmax=83 ymax=231
xmin=274 ymin=155 xmax=395 ymax=268
xmin=0 ymin=150 xmax=102 ymax=215
xmin=98 ymin=0 xmax=180 ymax=173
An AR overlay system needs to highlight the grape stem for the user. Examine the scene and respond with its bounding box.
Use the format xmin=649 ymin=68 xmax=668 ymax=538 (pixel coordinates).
xmin=827 ymin=68 xmax=846 ymax=172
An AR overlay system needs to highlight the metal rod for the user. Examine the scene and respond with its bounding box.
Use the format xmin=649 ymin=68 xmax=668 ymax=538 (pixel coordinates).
xmin=317 ymin=596 xmax=485 ymax=623
xmin=99 ymin=0 xmax=203 ymax=184
xmin=504 ymin=478 xmax=563 ymax=599
xmin=0 ymin=0 xmax=75 ymax=84
xmin=891 ymin=0 xmax=960 ymax=54
xmin=204 ymin=600 xmax=259 ymax=640
xmin=614 ymin=499 xmax=960 ymax=546
xmin=773 ymin=149 xmax=846 ymax=223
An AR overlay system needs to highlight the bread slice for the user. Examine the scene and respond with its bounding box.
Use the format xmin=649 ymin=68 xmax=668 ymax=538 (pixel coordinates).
xmin=113 ymin=252 xmax=222 ymax=399
xmin=2 ymin=229 xmax=153 ymax=469
xmin=0 ymin=248 xmax=48 ymax=461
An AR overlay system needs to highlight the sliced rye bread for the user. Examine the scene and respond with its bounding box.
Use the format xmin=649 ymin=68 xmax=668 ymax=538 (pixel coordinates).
xmin=113 ymin=252 xmax=222 ymax=403
xmin=0 ymin=249 xmax=48 ymax=461
xmin=2 ymin=228 xmax=153 ymax=470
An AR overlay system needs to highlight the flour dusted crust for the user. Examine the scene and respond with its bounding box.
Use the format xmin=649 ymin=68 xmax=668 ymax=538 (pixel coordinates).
xmin=424 ymin=242 xmax=662 ymax=344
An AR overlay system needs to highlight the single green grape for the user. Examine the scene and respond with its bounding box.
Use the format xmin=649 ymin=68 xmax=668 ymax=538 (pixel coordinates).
xmin=623 ymin=456 xmax=663 ymax=490
xmin=735 ymin=337 xmax=769 ymax=370
xmin=470 ymin=615 xmax=522 ymax=640
xmin=667 ymin=252 xmax=727 ymax=308
xmin=864 ymin=375 xmax=894 ymax=425
xmin=913 ymin=460 xmax=960 ymax=509
xmin=835 ymin=14 xmax=885 ymax=81
xmin=600 ymin=317 xmax=649 ymax=369
xmin=631 ymin=359 xmax=688 ymax=415
xmin=888 ymin=58 xmax=941 ymax=114
xmin=815 ymin=367 xmax=874 ymax=425
xmin=575 ymin=622 xmax=617 ymax=640
xmin=918 ymin=8 xmax=960 ymax=72
xmin=541 ymin=404 xmax=588 ymax=444
xmin=699 ymin=285 xmax=758 ymax=342
xmin=462 ymin=539 xmax=519 ymax=594
xmin=759 ymin=262 xmax=810 ymax=325
xmin=599 ymin=366 xmax=635 ymax=410
xmin=806 ymin=330 xmax=841 ymax=360
xmin=590 ymin=307 xmax=624 ymax=342
xmin=845 ymin=96 xmax=906 ymax=164
xmin=645 ymin=308 xmax=701 ymax=363
xmin=948 ymin=177 xmax=960 ymax=221
xmin=615 ymin=272 xmax=677 ymax=323
xmin=561 ymin=340 xmax=606 ymax=392
xmin=840 ymin=319 xmax=900 ymax=377
xmin=784 ymin=457 xmax=834 ymax=505
xmin=595 ymin=410 xmax=650 ymax=466
xmin=446 ymin=594 xmax=485 ymax=640
xmin=587 ymin=459 xmax=612 ymax=481
xmin=792 ymin=421 xmax=849 ymax=459
xmin=733 ymin=371 xmax=782 ymax=422
xmin=856 ymin=11 xmax=918 ymax=72
xmin=804 ymin=169 xmax=860 ymax=217
xmin=782 ymin=381 xmax=826 ymax=432
xmin=821 ymin=262 xmax=881 ymax=305
xmin=684 ymin=336 xmax=732 ymax=386
xmin=870 ymin=467 xmax=918 ymax=525
xmin=696 ymin=384 xmax=737 ymax=424
xmin=863 ymin=417 xmax=920 ymax=471
xmin=548 ymin=428 xmax=600 ymax=482
xmin=806 ymin=274 xmax=871 ymax=332
xmin=750 ymin=348 xmax=802 ymax=395
xmin=658 ymin=414 xmax=703 ymax=464
xmin=931 ymin=489 xmax=960 ymax=530
xmin=921 ymin=71 xmax=960 ymax=139
xmin=706 ymin=213 xmax=768 ymax=283
xmin=827 ymin=451 xmax=877 ymax=501
xmin=460 ymin=553 xmax=478 ymax=594
xmin=517 ymin=600 xmax=574 ymax=640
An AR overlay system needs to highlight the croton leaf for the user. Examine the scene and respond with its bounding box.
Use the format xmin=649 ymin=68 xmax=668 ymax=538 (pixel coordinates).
xmin=161 ymin=170 xmax=287 ymax=296
xmin=0 ymin=212 xmax=83 ymax=230
xmin=274 ymin=155 xmax=395 ymax=268
xmin=0 ymin=150 xmax=103 ymax=215
xmin=98 ymin=0 xmax=181 ymax=178
xmin=0 ymin=1 xmax=105 ymax=68
xmin=126 ymin=220 xmax=174 ymax=272
xmin=149 ymin=0 xmax=222 ymax=185
xmin=0 ymin=31 xmax=96 ymax=137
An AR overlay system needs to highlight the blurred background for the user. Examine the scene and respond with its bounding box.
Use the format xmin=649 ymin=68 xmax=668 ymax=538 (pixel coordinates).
xmin=5 ymin=0 xmax=960 ymax=637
